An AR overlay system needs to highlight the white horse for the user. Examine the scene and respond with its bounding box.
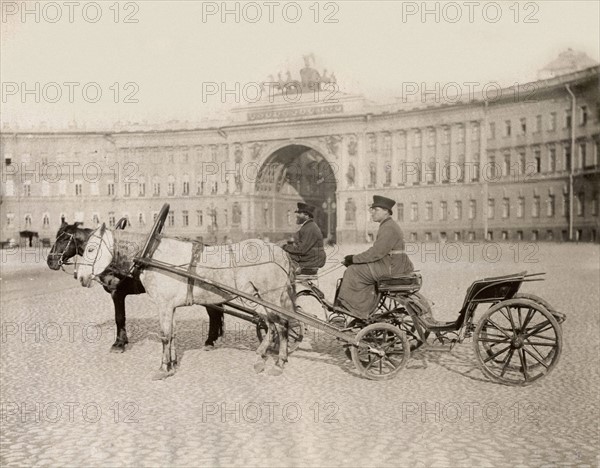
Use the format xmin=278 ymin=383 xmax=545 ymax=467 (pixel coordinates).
xmin=77 ymin=224 xmax=296 ymax=379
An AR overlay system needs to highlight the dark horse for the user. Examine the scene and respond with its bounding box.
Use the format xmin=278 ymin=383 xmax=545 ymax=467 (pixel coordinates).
xmin=46 ymin=220 xmax=224 ymax=352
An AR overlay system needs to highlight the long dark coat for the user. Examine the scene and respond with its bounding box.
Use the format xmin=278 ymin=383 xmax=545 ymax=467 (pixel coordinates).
xmin=337 ymin=217 xmax=414 ymax=319
xmin=283 ymin=219 xmax=326 ymax=269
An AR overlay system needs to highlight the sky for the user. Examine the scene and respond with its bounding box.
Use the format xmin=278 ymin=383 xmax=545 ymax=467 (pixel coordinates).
xmin=1 ymin=0 xmax=599 ymax=129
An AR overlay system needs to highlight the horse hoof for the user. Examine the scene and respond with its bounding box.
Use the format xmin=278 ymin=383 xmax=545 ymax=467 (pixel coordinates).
xmin=267 ymin=365 xmax=283 ymax=376
xmin=253 ymin=361 xmax=266 ymax=373
xmin=110 ymin=344 xmax=126 ymax=353
xmin=152 ymin=369 xmax=175 ymax=381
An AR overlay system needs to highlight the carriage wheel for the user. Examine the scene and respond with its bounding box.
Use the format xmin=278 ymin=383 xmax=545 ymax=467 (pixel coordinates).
xmin=474 ymin=298 xmax=562 ymax=386
xmin=351 ymin=323 xmax=410 ymax=381
xmin=256 ymin=319 xmax=304 ymax=354
xmin=138 ymin=203 xmax=170 ymax=261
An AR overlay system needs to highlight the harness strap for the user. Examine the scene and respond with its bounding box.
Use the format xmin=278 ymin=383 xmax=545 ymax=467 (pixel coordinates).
xmin=186 ymin=242 xmax=204 ymax=306
xmin=389 ymin=250 xmax=405 ymax=255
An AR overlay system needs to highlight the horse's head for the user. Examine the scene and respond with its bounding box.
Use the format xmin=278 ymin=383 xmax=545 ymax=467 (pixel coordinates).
xmin=77 ymin=223 xmax=114 ymax=287
xmin=47 ymin=221 xmax=91 ymax=270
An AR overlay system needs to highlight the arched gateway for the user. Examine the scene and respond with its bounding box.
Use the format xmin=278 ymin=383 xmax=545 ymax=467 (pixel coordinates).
xmin=255 ymin=144 xmax=337 ymax=241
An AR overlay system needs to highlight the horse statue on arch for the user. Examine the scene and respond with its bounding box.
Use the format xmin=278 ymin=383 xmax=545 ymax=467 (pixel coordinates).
xmin=47 ymin=220 xmax=225 ymax=353
xmin=76 ymin=223 xmax=296 ymax=379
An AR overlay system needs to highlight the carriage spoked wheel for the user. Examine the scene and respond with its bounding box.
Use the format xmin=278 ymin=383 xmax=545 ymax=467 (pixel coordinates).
xmin=474 ymin=298 xmax=562 ymax=387
xmin=256 ymin=319 xmax=304 ymax=354
xmin=138 ymin=203 xmax=170 ymax=261
xmin=350 ymin=323 xmax=410 ymax=381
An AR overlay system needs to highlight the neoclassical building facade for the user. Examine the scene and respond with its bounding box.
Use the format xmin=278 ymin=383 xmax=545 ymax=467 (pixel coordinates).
xmin=1 ymin=59 xmax=599 ymax=246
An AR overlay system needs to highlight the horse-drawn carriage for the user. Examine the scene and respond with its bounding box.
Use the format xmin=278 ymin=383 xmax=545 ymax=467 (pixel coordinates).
xmin=75 ymin=203 xmax=565 ymax=385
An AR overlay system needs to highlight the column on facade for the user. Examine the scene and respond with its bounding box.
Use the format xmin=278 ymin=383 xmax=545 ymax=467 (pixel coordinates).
xmin=464 ymin=121 xmax=472 ymax=183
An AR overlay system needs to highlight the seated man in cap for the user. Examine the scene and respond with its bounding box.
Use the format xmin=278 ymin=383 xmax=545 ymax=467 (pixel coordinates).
xmin=336 ymin=195 xmax=414 ymax=320
xmin=281 ymin=202 xmax=326 ymax=273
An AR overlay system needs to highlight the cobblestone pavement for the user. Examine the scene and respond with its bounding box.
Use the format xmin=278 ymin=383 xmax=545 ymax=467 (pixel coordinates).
xmin=1 ymin=243 xmax=598 ymax=467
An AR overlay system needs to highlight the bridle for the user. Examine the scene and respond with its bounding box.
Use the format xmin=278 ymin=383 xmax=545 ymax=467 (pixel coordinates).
xmin=48 ymin=230 xmax=80 ymax=272
xmin=78 ymin=228 xmax=114 ymax=286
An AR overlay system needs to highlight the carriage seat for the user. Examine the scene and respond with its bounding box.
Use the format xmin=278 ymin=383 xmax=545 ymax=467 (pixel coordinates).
xmin=298 ymin=267 xmax=319 ymax=276
xmin=377 ymin=272 xmax=422 ymax=294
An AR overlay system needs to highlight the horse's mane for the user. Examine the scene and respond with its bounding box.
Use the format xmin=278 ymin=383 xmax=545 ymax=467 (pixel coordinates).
xmin=109 ymin=230 xmax=148 ymax=275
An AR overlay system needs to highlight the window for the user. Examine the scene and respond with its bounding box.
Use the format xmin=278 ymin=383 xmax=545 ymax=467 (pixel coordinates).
xmin=425 ymin=202 xmax=433 ymax=221
xmin=138 ymin=176 xmax=145 ymax=197
xmin=487 ymin=198 xmax=495 ymax=219
xmin=519 ymin=151 xmax=526 ymax=174
xmin=75 ymin=182 xmax=82 ymax=196
xmin=548 ymin=147 xmax=556 ymax=172
xmin=520 ymin=118 xmax=526 ymax=135
xmin=457 ymin=155 xmax=465 ymax=183
xmin=410 ymin=202 xmax=418 ymax=222
xmin=579 ymin=142 xmax=587 ymax=168
xmin=384 ymin=162 xmax=392 ymax=186
xmin=501 ymin=231 xmax=508 ymax=240
xmin=534 ymin=149 xmax=541 ymax=173
xmin=579 ymin=105 xmax=588 ymax=126
xmin=182 ymin=210 xmax=189 ymax=227
xmin=92 ymin=213 xmax=100 ymax=226
xmin=443 ymin=126 xmax=450 ymax=144
xmin=547 ymin=195 xmax=555 ymax=217
xmin=167 ymin=175 xmax=175 ymax=196
xmin=454 ymin=200 xmax=462 ymax=220
xmin=457 ymin=124 xmax=465 ymax=143
xmin=368 ymin=133 xmax=377 ymax=153
xmin=532 ymin=230 xmax=539 ymax=241
xmin=564 ymin=144 xmax=572 ymax=171
xmin=488 ymin=153 xmax=497 ymax=179
xmin=548 ymin=112 xmax=556 ymax=132
xmin=138 ymin=213 xmax=145 ymax=227
xmin=576 ymin=192 xmax=584 ymax=216
xmin=6 ymin=213 xmax=14 ymax=227
xmin=472 ymin=122 xmax=480 ymax=141
xmin=124 ymin=183 xmax=131 ymax=197
xmin=413 ymin=130 xmax=421 ymax=147
xmin=168 ymin=211 xmax=175 ymax=226
xmin=503 ymin=153 xmax=511 ymax=176
xmin=42 ymin=213 xmax=50 ymax=228
xmin=535 ymin=115 xmax=542 ymax=133
xmin=471 ymin=160 xmax=480 ymax=182
xmin=517 ymin=197 xmax=524 ymax=218
xmin=425 ymin=232 xmax=432 ymax=241
xmin=502 ymin=198 xmax=510 ymax=218
xmin=197 ymin=179 xmax=204 ymax=196
xmin=183 ymin=174 xmax=190 ymax=195
xmin=488 ymin=122 xmax=496 ymax=140
xmin=532 ymin=196 xmax=540 ymax=218
xmin=469 ymin=200 xmax=476 ymax=220
xmin=108 ymin=182 xmax=115 ymax=196
xmin=565 ymin=109 xmax=571 ymax=128
xmin=517 ymin=230 xmax=523 ymax=241
xmin=504 ymin=120 xmax=511 ymax=137
xmin=397 ymin=203 xmax=404 ymax=222
xmin=24 ymin=214 xmax=32 ymax=228
xmin=197 ymin=210 xmax=203 ymax=226
xmin=440 ymin=201 xmax=448 ymax=221
xmin=23 ymin=181 xmax=31 ymax=197
xmin=108 ymin=212 xmax=116 ymax=227
xmin=547 ymin=230 xmax=554 ymax=241
xmin=383 ymin=134 xmax=392 ymax=157
xmin=428 ymin=128 xmax=436 ymax=146
xmin=592 ymin=192 xmax=598 ymax=216
xmin=153 ymin=177 xmax=160 ymax=196
xmin=369 ymin=162 xmax=377 ymax=187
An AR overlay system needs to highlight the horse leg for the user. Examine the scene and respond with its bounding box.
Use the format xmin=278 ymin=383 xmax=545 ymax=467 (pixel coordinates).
xmin=268 ymin=321 xmax=288 ymax=376
xmin=204 ymin=306 xmax=224 ymax=349
xmin=152 ymin=305 xmax=177 ymax=380
xmin=254 ymin=315 xmax=272 ymax=373
xmin=110 ymin=288 xmax=128 ymax=353
xmin=268 ymin=286 xmax=294 ymax=375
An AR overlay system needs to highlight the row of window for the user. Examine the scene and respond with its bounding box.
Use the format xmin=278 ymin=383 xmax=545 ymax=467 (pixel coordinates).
xmin=389 ymin=191 xmax=598 ymax=224
xmin=363 ymin=106 xmax=593 ymax=152
xmin=490 ymin=106 xmax=591 ymax=139
xmin=406 ymin=228 xmax=596 ymax=243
